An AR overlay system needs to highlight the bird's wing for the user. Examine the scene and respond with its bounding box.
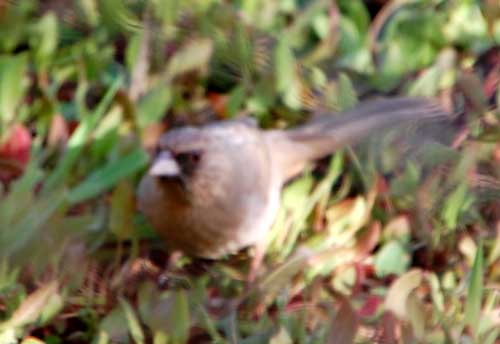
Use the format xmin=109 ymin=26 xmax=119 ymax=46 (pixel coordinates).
xmin=266 ymin=97 xmax=452 ymax=181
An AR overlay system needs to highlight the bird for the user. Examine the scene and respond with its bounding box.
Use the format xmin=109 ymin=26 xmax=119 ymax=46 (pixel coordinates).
xmin=137 ymin=97 xmax=450 ymax=259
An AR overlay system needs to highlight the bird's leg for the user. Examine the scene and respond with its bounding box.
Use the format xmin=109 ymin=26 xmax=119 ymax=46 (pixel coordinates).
xmin=247 ymin=239 xmax=268 ymax=283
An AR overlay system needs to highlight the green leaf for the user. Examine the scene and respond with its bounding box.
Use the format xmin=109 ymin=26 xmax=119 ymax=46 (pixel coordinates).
xmin=311 ymin=12 xmax=330 ymax=39
xmin=68 ymin=147 xmax=149 ymax=204
xmin=225 ymin=85 xmax=246 ymax=117
xmin=281 ymin=173 xmax=315 ymax=210
xmin=0 ymin=259 xmax=20 ymax=293
xmin=147 ymin=291 xmax=190 ymax=344
xmin=443 ymin=2 xmax=488 ymax=48
xmin=441 ymin=182 xmax=470 ymax=229
xmin=274 ymin=153 xmax=343 ymax=258
xmin=119 ymin=297 xmax=145 ymax=344
xmin=275 ymin=38 xmax=294 ymax=82
xmin=98 ymin=306 xmax=129 ymax=344
xmin=152 ymin=0 xmax=180 ymax=28
xmin=0 ymin=162 xmax=43 ymax=228
xmin=137 ymin=86 xmax=172 ymax=128
xmin=43 ymin=76 xmax=123 ymax=192
xmin=1 ymin=188 xmax=66 ymax=257
xmin=29 ymin=13 xmax=58 ymax=70
xmin=426 ymin=273 xmax=445 ymax=315
xmin=165 ymin=38 xmax=213 ymax=81
xmin=407 ymin=66 xmax=441 ymax=97
xmin=0 ymin=54 xmax=29 ymax=125
xmin=98 ymin=0 xmax=142 ymax=33
xmin=338 ymin=0 xmax=370 ymax=34
xmin=373 ymin=4 xmax=445 ymax=87
xmin=389 ymin=161 xmax=421 ymax=199
xmin=275 ymin=37 xmax=302 ymax=109
xmin=125 ymin=32 xmax=142 ymax=74
xmin=336 ymin=73 xmax=358 ymax=110
xmin=284 ymin=0 xmax=330 ymax=39
xmin=90 ymin=105 xmax=123 ymax=161
xmin=277 ymin=173 xmax=314 ymax=256
xmin=483 ymin=328 xmax=500 ymax=344
xmin=153 ymin=332 xmax=168 ymax=344
xmin=464 ymin=243 xmax=484 ymax=338
xmin=38 ymin=291 xmax=64 ymax=326
xmin=374 ymin=240 xmax=410 ymax=278
xmin=337 ymin=15 xmax=371 ymax=72
xmin=167 ymin=291 xmax=190 ymax=344
xmin=247 ymin=77 xmax=276 ymax=117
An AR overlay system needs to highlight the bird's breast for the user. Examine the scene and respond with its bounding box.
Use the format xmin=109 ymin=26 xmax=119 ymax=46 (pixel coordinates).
xmin=138 ymin=170 xmax=280 ymax=258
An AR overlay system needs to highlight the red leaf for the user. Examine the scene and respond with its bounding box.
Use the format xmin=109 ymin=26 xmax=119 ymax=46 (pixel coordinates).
xmin=358 ymin=295 xmax=383 ymax=318
xmin=0 ymin=124 xmax=31 ymax=166
xmin=328 ymin=298 xmax=359 ymax=344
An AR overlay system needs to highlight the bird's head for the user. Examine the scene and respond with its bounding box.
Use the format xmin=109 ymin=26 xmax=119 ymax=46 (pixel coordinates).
xmin=148 ymin=127 xmax=207 ymax=186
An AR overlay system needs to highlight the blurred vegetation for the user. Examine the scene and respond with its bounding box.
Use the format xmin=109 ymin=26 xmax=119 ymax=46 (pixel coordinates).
xmin=0 ymin=0 xmax=500 ymax=343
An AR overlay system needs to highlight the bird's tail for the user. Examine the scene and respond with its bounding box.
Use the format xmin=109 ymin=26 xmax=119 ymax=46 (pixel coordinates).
xmin=268 ymin=97 xmax=453 ymax=180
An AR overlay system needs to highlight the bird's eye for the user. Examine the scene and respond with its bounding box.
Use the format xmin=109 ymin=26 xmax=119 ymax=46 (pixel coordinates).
xmin=174 ymin=151 xmax=202 ymax=176
xmin=176 ymin=151 xmax=202 ymax=166
xmin=189 ymin=151 xmax=201 ymax=163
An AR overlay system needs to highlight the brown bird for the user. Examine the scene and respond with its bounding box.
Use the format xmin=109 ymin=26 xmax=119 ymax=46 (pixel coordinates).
xmin=138 ymin=97 xmax=449 ymax=259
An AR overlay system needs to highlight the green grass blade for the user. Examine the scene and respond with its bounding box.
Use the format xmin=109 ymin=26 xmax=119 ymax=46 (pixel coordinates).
xmin=43 ymin=76 xmax=123 ymax=193
xmin=0 ymin=54 xmax=28 ymax=125
xmin=1 ymin=189 xmax=66 ymax=257
xmin=464 ymin=242 xmax=484 ymax=338
xmin=67 ymin=147 xmax=148 ymax=204
xmin=119 ymin=297 xmax=145 ymax=344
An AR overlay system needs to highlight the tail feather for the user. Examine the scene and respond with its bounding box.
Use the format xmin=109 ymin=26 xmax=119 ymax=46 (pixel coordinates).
xmin=267 ymin=97 xmax=452 ymax=181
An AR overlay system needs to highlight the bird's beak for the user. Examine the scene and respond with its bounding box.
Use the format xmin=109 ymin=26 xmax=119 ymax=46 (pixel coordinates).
xmin=149 ymin=151 xmax=181 ymax=178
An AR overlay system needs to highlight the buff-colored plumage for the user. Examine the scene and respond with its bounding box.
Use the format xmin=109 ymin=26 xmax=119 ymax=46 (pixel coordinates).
xmin=138 ymin=97 xmax=449 ymax=258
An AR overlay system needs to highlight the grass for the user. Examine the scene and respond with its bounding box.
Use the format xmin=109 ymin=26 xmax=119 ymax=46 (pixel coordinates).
xmin=0 ymin=0 xmax=500 ymax=343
